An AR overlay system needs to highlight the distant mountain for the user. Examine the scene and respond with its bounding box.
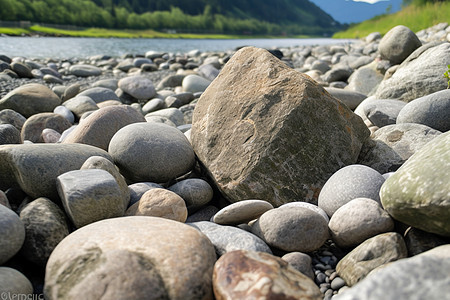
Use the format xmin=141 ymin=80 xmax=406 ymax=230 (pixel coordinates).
xmin=309 ymin=0 xmax=403 ymax=24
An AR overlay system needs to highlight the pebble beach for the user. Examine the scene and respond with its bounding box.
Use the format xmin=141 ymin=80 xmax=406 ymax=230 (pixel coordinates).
xmin=0 ymin=22 xmax=449 ymax=300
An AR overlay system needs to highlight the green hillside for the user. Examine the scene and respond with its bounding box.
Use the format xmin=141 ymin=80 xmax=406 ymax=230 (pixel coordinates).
xmin=0 ymin=0 xmax=341 ymax=36
xmin=333 ymin=0 xmax=450 ymax=38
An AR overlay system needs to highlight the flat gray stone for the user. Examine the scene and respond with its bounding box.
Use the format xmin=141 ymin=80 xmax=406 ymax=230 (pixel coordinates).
xmin=142 ymin=98 xmax=166 ymax=114
xmin=54 ymin=105 xmax=75 ymax=124
xmin=11 ymin=62 xmax=32 ymax=78
xmin=212 ymin=200 xmax=273 ymax=225
xmin=69 ymin=64 xmax=102 ymax=77
xmin=189 ymin=221 xmax=272 ymax=256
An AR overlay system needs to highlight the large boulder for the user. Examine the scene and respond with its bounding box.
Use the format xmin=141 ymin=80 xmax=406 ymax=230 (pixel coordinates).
xmin=44 ymin=216 xmax=216 ymax=300
xmin=380 ymin=131 xmax=450 ymax=236
xmin=191 ymin=47 xmax=369 ymax=207
xmin=375 ymin=42 xmax=450 ymax=102
xmin=0 ymin=143 xmax=112 ymax=200
xmin=62 ymin=105 xmax=145 ymax=151
xmin=0 ymin=83 xmax=61 ymax=117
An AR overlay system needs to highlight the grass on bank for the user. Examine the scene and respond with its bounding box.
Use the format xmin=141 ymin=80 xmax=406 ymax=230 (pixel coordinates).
xmin=0 ymin=27 xmax=31 ymax=35
xmin=0 ymin=25 xmax=309 ymax=39
xmin=333 ymin=1 xmax=450 ymax=38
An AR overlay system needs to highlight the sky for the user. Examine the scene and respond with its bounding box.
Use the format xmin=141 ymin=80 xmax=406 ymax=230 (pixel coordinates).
xmin=309 ymin=0 xmax=403 ymax=24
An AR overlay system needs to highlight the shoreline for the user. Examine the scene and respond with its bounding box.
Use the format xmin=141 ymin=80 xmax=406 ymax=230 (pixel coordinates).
xmin=0 ymin=25 xmax=313 ymax=40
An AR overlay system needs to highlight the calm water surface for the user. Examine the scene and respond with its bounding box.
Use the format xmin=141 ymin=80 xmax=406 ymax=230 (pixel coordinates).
xmin=0 ymin=37 xmax=355 ymax=59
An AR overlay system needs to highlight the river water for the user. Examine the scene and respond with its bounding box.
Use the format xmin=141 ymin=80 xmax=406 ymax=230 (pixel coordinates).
xmin=0 ymin=37 xmax=355 ymax=59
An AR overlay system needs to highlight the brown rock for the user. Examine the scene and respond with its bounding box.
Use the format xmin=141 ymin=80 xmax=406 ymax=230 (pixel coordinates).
xmin=336 ymin=232 xmax=407 ymax=286
xmin=0 ymin=83 xmax=61 ymax=118
xmin=63 ymin=105 xmax=145 ymax=151
xmin=125 ymin=188 xmax=187 ymax=222
xmin=45 ymin=216 xmax=216 ymax=300
xmin=21 ymin=112 xmax=72 ymax=143
xmin=191 ymin=47 xmax=369 ymax=207
xmin=213 ymin=250 xmax=322 ymax=300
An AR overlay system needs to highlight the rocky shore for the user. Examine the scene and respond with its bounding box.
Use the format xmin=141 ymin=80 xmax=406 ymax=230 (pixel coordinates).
xmin=0 ymin=23 xmax=449 ymax=300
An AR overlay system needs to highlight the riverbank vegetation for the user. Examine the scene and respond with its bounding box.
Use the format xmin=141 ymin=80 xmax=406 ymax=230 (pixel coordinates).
xmin=333 ymin=0 xmax=450 ymax=38
xmin=0 ymin=0 xmax=340 ymax=36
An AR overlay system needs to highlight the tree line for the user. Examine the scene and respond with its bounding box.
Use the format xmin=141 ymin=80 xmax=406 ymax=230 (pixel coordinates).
xmin=0 ymin=0 xmax=338 ymax=35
